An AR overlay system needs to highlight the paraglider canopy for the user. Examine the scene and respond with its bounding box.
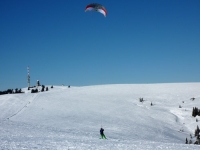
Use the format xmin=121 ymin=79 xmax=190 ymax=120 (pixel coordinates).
xmin=85 ymin=3 xmax=107 ymax=17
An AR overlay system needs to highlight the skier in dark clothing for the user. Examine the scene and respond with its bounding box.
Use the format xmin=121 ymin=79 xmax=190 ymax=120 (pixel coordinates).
xmin=100 ymin=128 xmax=107 ymax=139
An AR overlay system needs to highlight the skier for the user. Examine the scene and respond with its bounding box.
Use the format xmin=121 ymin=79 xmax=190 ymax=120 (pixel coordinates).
xmin=100 ymin=128 xmax=107 ymax=139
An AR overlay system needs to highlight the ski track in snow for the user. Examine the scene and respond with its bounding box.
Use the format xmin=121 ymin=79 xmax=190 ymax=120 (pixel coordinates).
xmin=7 ymin=94 xmax=38 ymax=120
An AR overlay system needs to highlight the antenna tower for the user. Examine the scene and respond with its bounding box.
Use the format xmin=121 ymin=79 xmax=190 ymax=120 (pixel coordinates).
xmin=27 ymin=66 xmax=30 ymax=87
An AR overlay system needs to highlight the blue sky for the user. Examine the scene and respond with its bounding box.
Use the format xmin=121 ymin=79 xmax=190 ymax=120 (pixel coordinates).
xmin=0 ymin=0 xmax=200 ymax=90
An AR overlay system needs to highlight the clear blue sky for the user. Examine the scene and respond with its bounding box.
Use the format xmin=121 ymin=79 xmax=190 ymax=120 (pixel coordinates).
xmin=0 ymin=0 xmax=200 ymax=90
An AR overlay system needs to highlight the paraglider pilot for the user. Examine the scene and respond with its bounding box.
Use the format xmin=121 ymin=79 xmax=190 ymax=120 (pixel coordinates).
xmin=100 ymin=128 xmax=107 ymax=139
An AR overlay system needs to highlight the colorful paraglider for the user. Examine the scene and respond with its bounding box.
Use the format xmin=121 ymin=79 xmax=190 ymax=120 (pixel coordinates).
xmin=85 ymin=3 xmax=107 ymax=17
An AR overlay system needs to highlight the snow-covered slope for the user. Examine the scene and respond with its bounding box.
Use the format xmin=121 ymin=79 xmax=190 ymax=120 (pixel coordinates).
xmin=0 ymin=83 xmax=200 ymax=149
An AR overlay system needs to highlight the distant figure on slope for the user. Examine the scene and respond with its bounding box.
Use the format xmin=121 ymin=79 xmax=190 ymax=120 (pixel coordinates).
xmin=100 ymin=128 xmax=107 ymax=139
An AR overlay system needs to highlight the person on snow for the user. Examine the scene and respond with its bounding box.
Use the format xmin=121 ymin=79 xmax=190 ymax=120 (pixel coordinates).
xmin=100 ymin=128 xmax=107 ymax=139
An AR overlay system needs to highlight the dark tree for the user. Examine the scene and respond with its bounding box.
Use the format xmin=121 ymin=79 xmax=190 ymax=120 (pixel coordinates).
xmin=189 ymin=139 xmax=193 ymax=144
xmin=198 ymin=109 xmax=200 ymax=116
xmin=192 ymin=107 xmax=199 ymax=117
xmin=192 ymin=107 xmax=195 ymax=117
xmin=194 ymin=134 xmax=200 ymax=145
xmin=41 ymin=85 xmax=45 ymax=92
xmin=139 ymin=98 xmax=144 ymax=102
xmin=197 ymin=125 xmax=200 ymax=134
xmin=195 ymin=125 xmax=200 ymax=137
xmin=7 ymin=89 xmax=12 ymax=94
xmin=195 ymin=107 xmax=198 ymax=116
xmin=185 ymin=138 xmax=188 ymax=144
xmin=31 ymin=89 xmax=38 ymax=93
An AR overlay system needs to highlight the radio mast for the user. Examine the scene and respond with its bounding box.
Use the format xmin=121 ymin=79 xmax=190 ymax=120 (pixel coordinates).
xmin=27 ymin=66 xmax=30 ymax=87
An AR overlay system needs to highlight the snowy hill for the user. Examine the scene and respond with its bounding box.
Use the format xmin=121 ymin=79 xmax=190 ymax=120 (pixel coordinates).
xmin=0 ymin=83 xmax=200 ymax=149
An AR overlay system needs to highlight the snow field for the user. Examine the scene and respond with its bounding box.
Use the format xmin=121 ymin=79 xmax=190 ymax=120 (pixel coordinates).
xmin=0 ymin=83 xmax=200 ymax=149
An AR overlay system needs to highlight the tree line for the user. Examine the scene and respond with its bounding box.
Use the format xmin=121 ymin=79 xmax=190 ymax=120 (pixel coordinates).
xmin=30 ymin=85 xmax=53 ymax=93
xmin=0 ymin=88 xmax=24 ymax=95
